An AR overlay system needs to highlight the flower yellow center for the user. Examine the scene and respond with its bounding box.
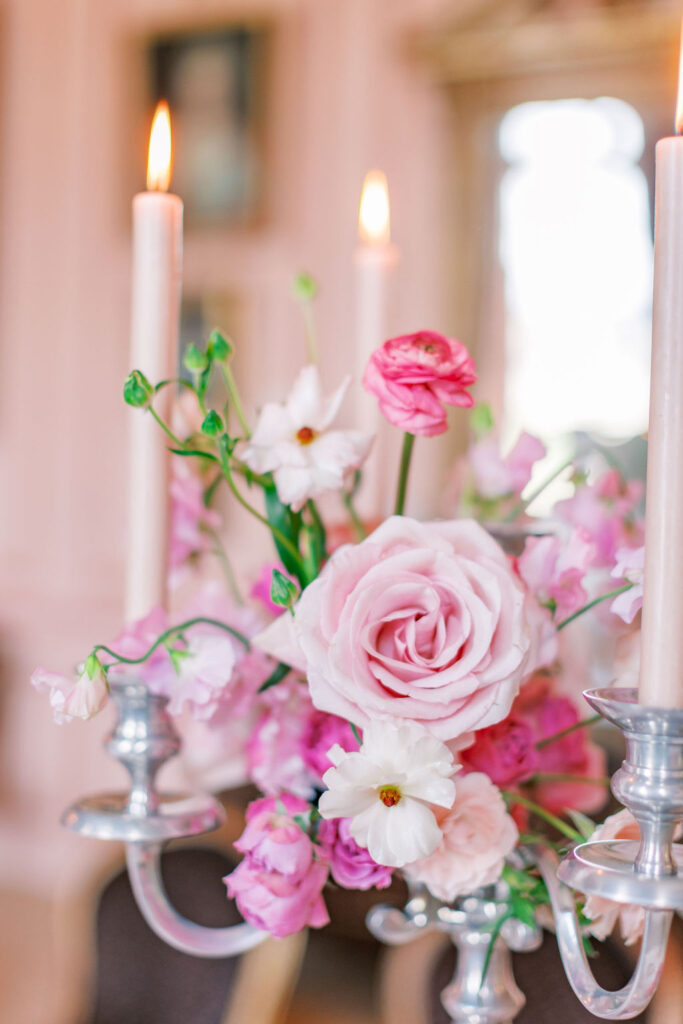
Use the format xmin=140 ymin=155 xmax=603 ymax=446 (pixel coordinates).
xmin=378 ymin=785 xmax=402 ymax=807
xmin=296 ymin=426 xmax=317 ymax=445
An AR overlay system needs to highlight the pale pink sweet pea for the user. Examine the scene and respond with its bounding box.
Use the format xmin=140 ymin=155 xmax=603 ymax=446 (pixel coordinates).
xmin=292 ymin=516 xmax=537 ymax=741
xmin=555 ymin=469 xmax=644 ymax=568
xmin=169 ymin=465 xmax=221 ymax=574
xmin=403 ymin=773 xmax=518 ymax=901
xmin=518 ymin=530 xmax=596 ymax=621
xmin=31 ymin=660 xmax=109 ymax=724
xmin=240 ymin=365 xmax=373 ymax=512
xmin=610 ymin=546 xmax=644 ymax=625
xmin=363 ymin=331 xmax=476 ymax=437
xmin=224 ymin=794 xmax=329 ymax=938
xmin=459 ymin=715 xmax=539 ymax=787
xmin=317 ymin=817 xmax=393 ymax=891
xmin=468 ymin=432 xmax=546 ymax=501
xmin=106 ymin=606 xmax=176 ymax=692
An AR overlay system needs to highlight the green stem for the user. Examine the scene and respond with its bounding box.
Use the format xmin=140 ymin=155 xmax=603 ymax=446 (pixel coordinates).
xmin=149 ymin=408 xmax=186 ymax=449
xmin=529 ymin=772 xmax=610 ymax=787
xmin=219 ymin=448 xmax=306 ymax=574
xmin=481 ymin=912 xmax=512 ymax=985
xmin=535 ymin=714 xmax=602 ymax=749
xmin=503 ymin=456 xmax=574 ymax=523
xmin=220 ymin=364 xmax=251 ymax=439
xmin=93 ymin=616 xmax=251 ymax=666
xmin=502 ymin=791 xmax=584 ymax=843
xmin=343 ymin=491 xmax=367 ymax=541
xmin=394 ymin=432 xmax=416 ymax=516
xmin=302 ymin=302 xmax=318 ymax=364
xmin=556 ymin=583 xmax=633 ymax=631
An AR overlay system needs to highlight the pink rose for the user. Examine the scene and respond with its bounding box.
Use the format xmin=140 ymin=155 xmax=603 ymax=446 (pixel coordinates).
xmin=224 ymin=794 xmax=329 ymax=938
xmin=301 ymin=710 xmax=360 ymax=782
xmin=363 ymin=331 xmax=476 ymax=436
xmin=403 ymin=773 xmax=518 ymax=901
xmin=293 ymin=516 xmax=536 ymax=741
xmin=459 ymin=715 xmax=539 ymax=787
xmin=317 ymin=817 xmax=393 ymax=891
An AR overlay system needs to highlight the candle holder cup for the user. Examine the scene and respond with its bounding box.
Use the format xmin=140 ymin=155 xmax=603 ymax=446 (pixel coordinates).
xmin=61 ymin=677 xmax=266 ymax=957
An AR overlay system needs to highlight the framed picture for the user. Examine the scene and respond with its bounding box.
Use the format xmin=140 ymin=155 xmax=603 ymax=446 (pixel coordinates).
xmin=147 ymin=27 xmax=268 ymax=227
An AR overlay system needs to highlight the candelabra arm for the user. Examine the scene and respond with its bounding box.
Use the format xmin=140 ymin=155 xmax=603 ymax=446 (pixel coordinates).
xmin=534 ymin=845 xmax=673 ymax=1020
xmin=126 ymin=842 xmax=266 ymax=958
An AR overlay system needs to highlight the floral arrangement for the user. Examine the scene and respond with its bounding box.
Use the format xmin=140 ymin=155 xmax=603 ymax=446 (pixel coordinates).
xmin=33 ymin=278 xmax=648 ymax=953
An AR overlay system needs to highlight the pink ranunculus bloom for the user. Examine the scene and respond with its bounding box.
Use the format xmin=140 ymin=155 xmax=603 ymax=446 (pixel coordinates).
xmin=610 ymin=546 xmax=644 ymax=625
xmin=292 ymin=516 xmax=537 ymax=741
xmin=514 ymin=678 xmax=608 ymax=815
xmin=301 ymin=709 xmax=360 ymax=782
xmin=518 ymin=530 xmax=596 ymax=622
xmin=459 ymin=714 xmax=539 ymax=787
xmin=468 ymin=432 xmax=546 ymax=501
xmin=363 ymin=331 xmax=477 ymax=437
xmin=403 ymin=773 xmax=518 ymax=901
xmin=317 ymin=817 xmax=393 ymax=891
xmin=247 ymin=679 xmax=319 ymax=799
xmin=224 ymin=794 xmax=329 ymax=938
xmin=555 ymin=469 xmax=644 ymax=568
xmin=582 ymin=810 xmax=647 ymax=946
xmin=169 ymin=464 xmax=221 ymax=576
xmin=250 ymin=562 xmax=297 ymax=617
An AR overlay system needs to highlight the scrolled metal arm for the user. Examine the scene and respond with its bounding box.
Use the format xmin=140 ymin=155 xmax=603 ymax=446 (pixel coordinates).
xmin=126 ymin=842 xmax=266 ymax=958
xmin=534 ymin=845 xmax=673 ymax=1020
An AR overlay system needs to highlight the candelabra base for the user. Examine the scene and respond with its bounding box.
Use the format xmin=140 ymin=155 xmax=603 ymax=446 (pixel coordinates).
xmin=558 ymin=839 xmax=683 ymax=912
xmin=62 ymin=791 xmax=223 ymax=843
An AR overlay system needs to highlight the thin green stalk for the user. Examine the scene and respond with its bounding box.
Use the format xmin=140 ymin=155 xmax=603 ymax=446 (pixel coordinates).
xmin=480 ymin=912 xmax=512 ymax=986
xmin=536 ymin=714 xmax=601 ymax=749
xmin=529 ymin=772 xmax=610 ymax=787
xmin=502 ymin=791 xmax=584 ymax=843
xmin=149 ymin=408 xmax=186 ymax=449
xmin=343 ymin=490 xmax=367 ymax=541
xmin=556 ymin=583 xmax=632 ymax=631
xmin=93 ymin=616 xmax=251 ymax=666
xmin=302 ymin=302 xmax=318 ymax=364
xmin=219 ymin=450 xmax=305 ymax=575
xmin=220 ymin=364 xmax=251 ymax=439
xmin=504 ymin=456 xmax=574 ymax=523
xmin=394 ymin=432 xmax=416 ymax=516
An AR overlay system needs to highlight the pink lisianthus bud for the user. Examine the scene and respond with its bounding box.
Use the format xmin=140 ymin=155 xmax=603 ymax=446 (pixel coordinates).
xmin=301 ymin=710 xmax=359 ymax=782
xmin=317 ymin=817 xmax=393 ymax=891
xmin=459 ymin=715 xmax=539 ymax=787
xmin=224 ymin=794 xmax=329 ymax=938
xmin=363 ymin=331 xmax=476 ymax=437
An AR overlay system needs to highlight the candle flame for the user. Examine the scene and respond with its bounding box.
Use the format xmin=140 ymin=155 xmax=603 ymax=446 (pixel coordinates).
xmin=147 ymin=101 xmax=173 ymax=191
xmin=676 ymin=20 xmax=683 ymax=135
xmin=358 ymin=170 xmax=390 ymax=245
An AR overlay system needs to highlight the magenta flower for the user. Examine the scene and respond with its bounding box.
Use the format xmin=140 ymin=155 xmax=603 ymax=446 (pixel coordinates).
xmin=610 ymin=546 xmax=644 ymax=624
xmin=518 ymin=530 xmax=595 ymax=621
xmin=459 ymin=715 xmax=539 ymax=787
xmin=317 ymin=817 xmax=393 ymax=890
xmin=301 ymin=710 xmax=359 ymax=782
xmin=224 ymin=794 xmax=329 ymax=938
xmin=363 ymin=331 xmax=476 ymax=437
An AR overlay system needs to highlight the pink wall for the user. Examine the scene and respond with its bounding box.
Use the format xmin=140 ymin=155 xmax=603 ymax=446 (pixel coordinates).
xmin=0 ymin=0 xmax=456 ymax=892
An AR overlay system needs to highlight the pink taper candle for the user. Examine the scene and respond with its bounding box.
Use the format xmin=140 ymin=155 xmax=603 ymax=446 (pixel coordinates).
xmin=639 ymin=52 xmax=683 ymax=708
xmin=125 ymin=102 xmax=183 ymax=622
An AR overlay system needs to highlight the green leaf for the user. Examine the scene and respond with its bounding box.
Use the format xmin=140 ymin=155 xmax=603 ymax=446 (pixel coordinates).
xmin=258 ymin=662 xmax=292 ymax=693
xmin=201 ymin=410 xmax=224 ymax=437
xmin=510 ymin=895 xmax=537 ymax=928
xmin=270 ymin=569 xmax=298 ymax=609
xmin=169 ymin=447 xmax=220 ymax=463
xmin=124 ymin=369 xmax=153 ymax=408
xmin=350 ymin=723 xmax=362 ymax=746
xmin=566 ymin=810 xmax=597 ymax=841
xmin=208 ymin=329 xmax=232 ymax=362
xmin=184 ymin=343 xmax=209 ymax=374
xmin=292 ymin=272 xmax=318 ymax=302
xmin=264 ymin=485 xmax=304 ymax=582
xmin=470 ymin=401 xmax=494 ymax=438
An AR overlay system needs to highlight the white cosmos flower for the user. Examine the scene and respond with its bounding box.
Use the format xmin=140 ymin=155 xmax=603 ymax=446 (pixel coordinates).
xmin=318 ymin=720 xmax=458 ymax=868
xmin=240 ymin=365 xmax=373 ymax=512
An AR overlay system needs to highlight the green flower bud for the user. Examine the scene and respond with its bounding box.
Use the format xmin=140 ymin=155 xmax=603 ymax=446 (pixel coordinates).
xmin=84 ymin=652 xmax=104 ymax=681
xmin=292 ymin=272 xmax=318 ymax=303
xmin=123 ymin=370 xmax=154 ymax=409
xmin=208 ymin=329 xmax=233 ymax=362
xmin=201 ymin=409 xmax=224 ymax=437
xmin=270 ymin=569 xmax=299 ymax=609
xmin=184 ymin=343 xmax=209 ymax=374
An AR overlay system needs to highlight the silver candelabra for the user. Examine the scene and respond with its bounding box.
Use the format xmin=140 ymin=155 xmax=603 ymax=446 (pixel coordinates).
xmin=63 ymin=682 xmax=682 ymax=1021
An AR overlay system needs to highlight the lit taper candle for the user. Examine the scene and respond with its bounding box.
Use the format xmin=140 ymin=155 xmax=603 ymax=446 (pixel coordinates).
xmin=639 ymin=34 xmax=683 ymax=707
xmin=125 ymin=101 xmax=183 ymax=622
